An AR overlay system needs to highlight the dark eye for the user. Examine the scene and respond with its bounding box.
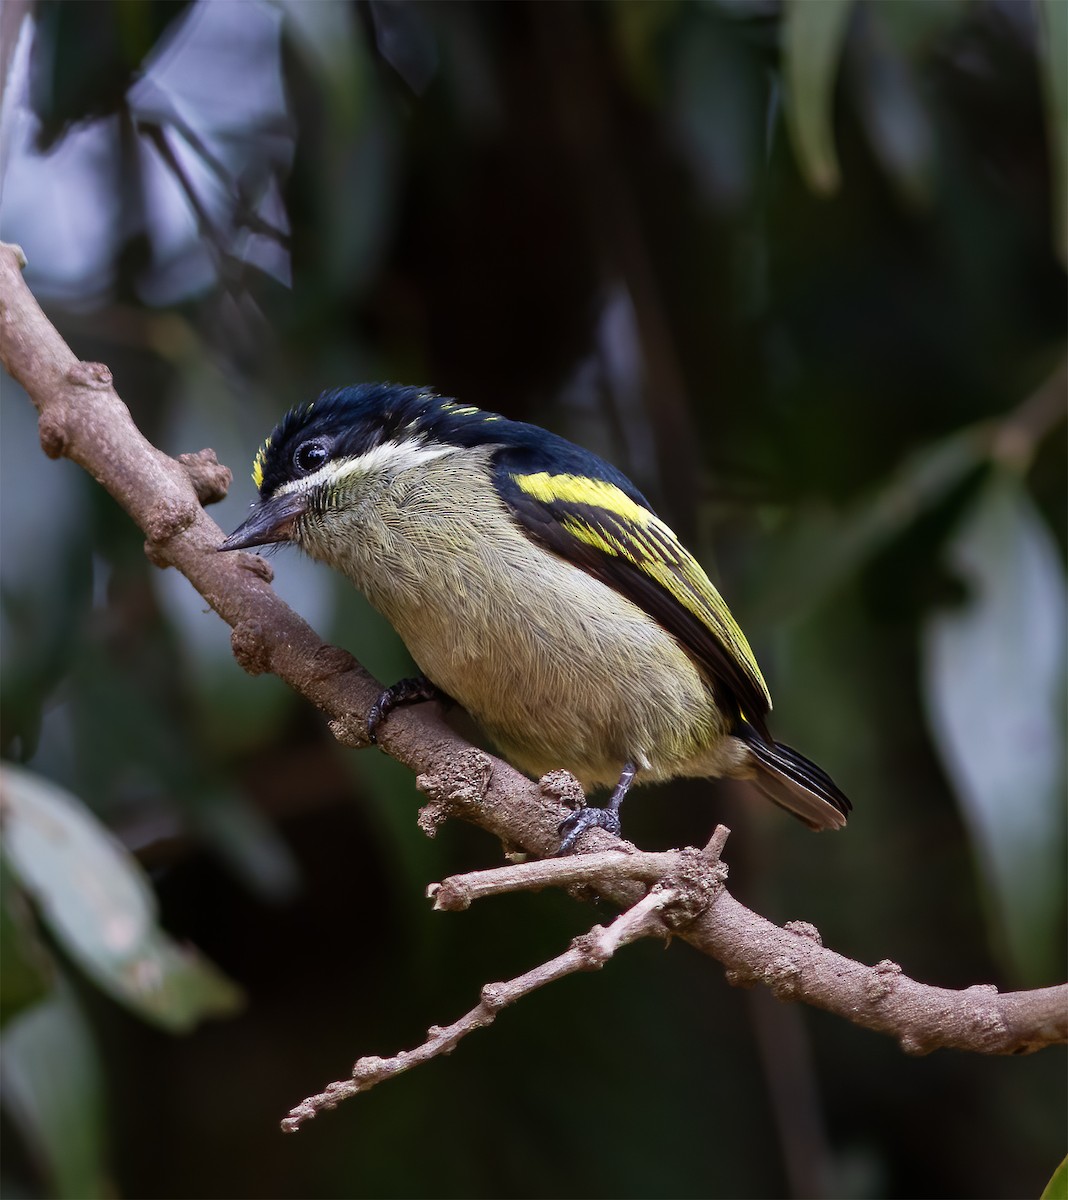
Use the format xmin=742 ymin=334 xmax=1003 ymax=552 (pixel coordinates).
xmin=294 ymin=439 xmax=329 ymax=474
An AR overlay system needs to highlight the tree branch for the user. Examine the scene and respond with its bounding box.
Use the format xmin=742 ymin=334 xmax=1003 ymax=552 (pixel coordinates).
xmin=282 ymin=881 xmax=684 ymax=1131
xmin=2 ymin=242 xmax=1064 ymax=1126
xmin=427 ymin=838 xmax=1068 ymax=1060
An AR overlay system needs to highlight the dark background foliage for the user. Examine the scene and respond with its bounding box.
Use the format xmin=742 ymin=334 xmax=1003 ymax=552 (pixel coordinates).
xmin=1 ymin=2 xmax=1065 ymax=1198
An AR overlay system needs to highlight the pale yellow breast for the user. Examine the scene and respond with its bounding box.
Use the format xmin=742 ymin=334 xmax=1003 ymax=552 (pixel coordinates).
xmin=301 ymin=450 xmax=730 ymax=788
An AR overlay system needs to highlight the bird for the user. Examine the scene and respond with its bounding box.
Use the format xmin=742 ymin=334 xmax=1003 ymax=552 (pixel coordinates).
xmin=220 ymin=383 xmax=851 ymax=851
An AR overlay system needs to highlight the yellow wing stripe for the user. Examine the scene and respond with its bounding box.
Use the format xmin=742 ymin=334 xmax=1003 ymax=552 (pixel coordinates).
xmin=514 ymin=471 xmax=771 ymax=708
xmin=517 ymin=472 xmax=653 ymax=521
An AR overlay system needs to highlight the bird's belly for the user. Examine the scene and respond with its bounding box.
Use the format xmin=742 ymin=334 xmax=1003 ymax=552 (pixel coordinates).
xmin=350 ymin=519 xmax=729 ymax=788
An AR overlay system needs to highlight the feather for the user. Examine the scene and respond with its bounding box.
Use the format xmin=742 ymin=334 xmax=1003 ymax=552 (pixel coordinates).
xmin=737 ymin=729 xmax=851 ymax=828
xmin=240 ymin=384 xmax=852 ymax=830
xmin=494 ymin=452 xmax=774 ymax=741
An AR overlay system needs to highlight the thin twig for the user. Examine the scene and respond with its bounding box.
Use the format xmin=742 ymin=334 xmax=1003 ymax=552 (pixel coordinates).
xmin=429 ymin=827 xmax=730 ymax=912
xmin=988 ymin=359 xmax=1067 ymax=469
xmin=430 ymin=848 xmax=677 ymax=909
xmin=287 ymin=834 xmax=730 ymax=1125
xmin=281 ymin=886 xmax=680 ymax=1132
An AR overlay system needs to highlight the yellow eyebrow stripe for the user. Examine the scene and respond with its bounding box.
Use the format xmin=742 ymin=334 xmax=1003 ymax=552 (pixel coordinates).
xmin=252 ymin=436 xmax=271 ymax=490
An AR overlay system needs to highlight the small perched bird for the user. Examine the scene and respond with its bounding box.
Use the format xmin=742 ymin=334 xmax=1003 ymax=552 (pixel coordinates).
xmin=221 ymin=384 xmax=851 ymax=850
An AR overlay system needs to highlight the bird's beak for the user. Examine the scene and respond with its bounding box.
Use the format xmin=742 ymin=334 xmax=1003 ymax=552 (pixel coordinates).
xmin=218 ymin=491 xmax=308 ymax=551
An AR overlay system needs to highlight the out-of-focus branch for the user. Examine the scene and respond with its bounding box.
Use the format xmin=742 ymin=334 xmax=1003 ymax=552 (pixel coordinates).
xmin=2 ymin=243 xmax=1064 ymax=1129
xmin=988 ymin=360 xmax=1068 ymax=470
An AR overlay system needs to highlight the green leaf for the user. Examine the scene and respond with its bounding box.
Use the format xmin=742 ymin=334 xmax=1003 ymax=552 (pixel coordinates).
xmin=749 ymin=425 xmax=985 ymax=623
xmin=921 ymin=474 xmax=1067 ymax=982
xmin=1041 ymin=1156 xmax=1068 ymax=1200
xmin=782 ymin=0 xmax=855 ymax=193
xmin=669 ymin=16 xmax=763 ymax=210
xmin=1 ymin=764 xmax=244 ymax=1032
xmin=610 ymin=0 xmax=680 ymax=100
xmin=0 ymin=981 xmax=111 ymax=1200
xmin=190 ymin=787 xmax=300 ymax=904
xmin=1037 ymin=0 xmax=1068 ymax=264
xmin=0 ymin=854 xmax=54 ymax=1028
xmin=852 ymin=5 xmax=934 ymax=207
xmin=873 ymin=0 xmax=967 ymax=58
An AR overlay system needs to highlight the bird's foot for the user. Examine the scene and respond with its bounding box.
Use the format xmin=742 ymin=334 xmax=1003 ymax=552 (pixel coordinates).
xmin=367 ymin=676 xmax=443 ymax=744
xmin=556 ymin=805 xmax=622 ymax=855
xmin=555 ymin=760 xmax=637 ymax=854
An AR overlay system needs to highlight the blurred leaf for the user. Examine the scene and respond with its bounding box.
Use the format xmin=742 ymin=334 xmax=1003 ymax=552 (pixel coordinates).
xmin=852 ymin=6 xmax=934 ymax=207
xmin=366 ymin=0 xmax=439 ymax=96
xmin=611 ymin=0 xmax=680 ymax=100
xmin=669 ymin=15 xmax=763 ymax=210
xmin=190 ymin=787 xmax=300 ymax=904
xmin=0 ymin=395 xmax=93 ymax=763
xmin=750 ymin=425 xmax=985 ymax=623
xmin=276 ymin=0 xmax=367 ymax=122
xmin=1 ymin=763 xmax=243 ymax=1032
xmin=276 ymin=0 xmax=397 ymax=297
xmin=782 ymin=0 xmax=855 ymax=192
xmin=0 ymin=981 xmax=111 ymax=1200
xmin=921 ymin=473 xmax=1067 ymax=982
xmin=30 ymin=0 xmax=193 ymax=149
xmin=1042 ymin=1156 xmax=1068 ymax=1200
xmin=873 ymin=0 xmax=967 ymax=58
xmin=0 ymin=854 xmax=54 ymax=1028
xmin=1037 ymin=0 xmax=1068 ymax=265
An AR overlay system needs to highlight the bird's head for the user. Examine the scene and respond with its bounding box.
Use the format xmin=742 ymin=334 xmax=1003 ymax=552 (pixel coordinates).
xmin=219 ymin=383 xmax=504 ymax=552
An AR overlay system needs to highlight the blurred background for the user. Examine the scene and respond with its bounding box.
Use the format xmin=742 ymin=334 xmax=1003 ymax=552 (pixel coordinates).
xmin=1 ymin=1 xmax=1065 ymax=1197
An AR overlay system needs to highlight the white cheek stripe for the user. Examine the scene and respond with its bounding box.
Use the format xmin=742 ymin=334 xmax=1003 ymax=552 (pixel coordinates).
xmin=272 ymin=439 xmax=456 ymax=499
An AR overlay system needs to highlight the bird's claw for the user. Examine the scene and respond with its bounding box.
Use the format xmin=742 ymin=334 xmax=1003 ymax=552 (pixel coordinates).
xmin=556 ymin=805 xmax=622 ymax=855
xmin=366 ymin=697 xmax=387 ymax=745
xmin=366 ymin=676 xmax=442 ymax=744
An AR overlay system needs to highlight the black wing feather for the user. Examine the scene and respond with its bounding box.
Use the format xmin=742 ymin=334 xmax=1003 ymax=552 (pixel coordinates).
xmin=495 ymin=452 xmax=774 ymax=742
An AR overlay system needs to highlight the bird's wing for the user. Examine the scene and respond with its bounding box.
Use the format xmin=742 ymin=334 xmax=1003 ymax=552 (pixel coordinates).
xmin=495 ymin=460 xmax=773 ymax=737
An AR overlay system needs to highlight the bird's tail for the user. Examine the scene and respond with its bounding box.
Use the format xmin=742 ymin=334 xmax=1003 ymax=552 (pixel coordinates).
xmin=739 ymin=732 xmax=852 ymax=831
